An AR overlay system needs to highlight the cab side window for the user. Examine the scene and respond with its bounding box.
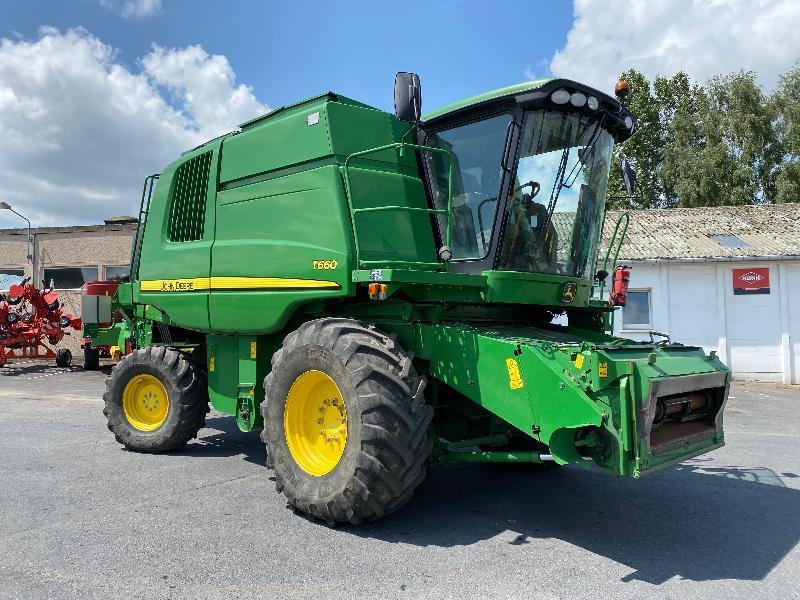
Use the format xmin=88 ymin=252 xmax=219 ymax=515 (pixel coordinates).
xmin=425 ymin=114 xmax=512 ymax=260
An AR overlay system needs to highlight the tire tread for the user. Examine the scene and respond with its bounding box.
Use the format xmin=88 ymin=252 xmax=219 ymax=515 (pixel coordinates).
xmin=262 ymin=317 xmax=432 ymax=524
xmin=103 ymin=346 xmax=208 ymax=453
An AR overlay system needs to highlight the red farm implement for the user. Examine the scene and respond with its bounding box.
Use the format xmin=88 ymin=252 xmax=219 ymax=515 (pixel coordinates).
xmin=0 ymin=277 xmax=81 ymax=368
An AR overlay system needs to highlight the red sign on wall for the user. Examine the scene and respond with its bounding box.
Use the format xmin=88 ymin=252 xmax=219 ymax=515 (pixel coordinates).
xmin=733 ymin=268 xmax=770 ymax=295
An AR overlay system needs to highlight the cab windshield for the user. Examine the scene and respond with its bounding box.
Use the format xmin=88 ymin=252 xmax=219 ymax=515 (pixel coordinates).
xmin=499 ymin=111 xmax=613 ymax=278
xmin=426 ymin=110 xmax=613 ymax=279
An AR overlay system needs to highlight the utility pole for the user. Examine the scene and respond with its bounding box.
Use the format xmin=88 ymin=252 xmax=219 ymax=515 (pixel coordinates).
xmin=0 ymin=202 xmax=34 ymax=282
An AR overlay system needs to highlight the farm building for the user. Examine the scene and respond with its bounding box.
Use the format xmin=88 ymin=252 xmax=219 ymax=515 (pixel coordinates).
xmin=0 ymin=217 xmax=136 ymax=355
xmin=604 ymin=203 xmax=800 ymax=384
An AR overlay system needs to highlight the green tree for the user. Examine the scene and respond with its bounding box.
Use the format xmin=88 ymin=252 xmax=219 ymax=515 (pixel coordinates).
xmin=607 ymin=68 xmax=663 ymax=209
xmin=710 ymin=71 xmax=778 ymax=205
xmin=608 ymin=69 xmax=713 ymax=209
xmin=662 ymin=71 xmax=778 ymax=207
xmin=654 ymin=72 xmax=708 ymax=207
xmin=614 ymin=68 xmax=783 ymax=208
xmin=772 ymin=63 xmax=800 ymax=203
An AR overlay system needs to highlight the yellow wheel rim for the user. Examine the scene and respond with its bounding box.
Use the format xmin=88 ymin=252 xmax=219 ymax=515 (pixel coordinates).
xmin=122 ymin=374 xmax=169 ymax=431
xmin=284 ymin=370 xmax=347 ymax=476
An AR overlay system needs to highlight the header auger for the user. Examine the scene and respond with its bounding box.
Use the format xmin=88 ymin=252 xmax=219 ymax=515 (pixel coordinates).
xmin=84 ymin=73 xmax=729 ymax=525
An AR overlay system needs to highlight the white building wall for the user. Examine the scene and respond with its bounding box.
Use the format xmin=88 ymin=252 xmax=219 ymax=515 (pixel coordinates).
xmin=668 ymin=265 xmax=721 ymax=355
xmin=613 ymin=259 xmax=799 ymax=384
xmin=786 ymin=264 xmax=800 ymax=384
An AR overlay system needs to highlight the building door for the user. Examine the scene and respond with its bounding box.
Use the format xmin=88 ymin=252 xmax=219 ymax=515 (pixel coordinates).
xmin=723 ymin=264 xmax=783 ymax=381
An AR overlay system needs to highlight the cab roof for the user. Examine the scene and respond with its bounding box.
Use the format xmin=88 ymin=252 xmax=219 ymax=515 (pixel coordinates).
xmin=422 ymin=77 xmax=556 ymax=122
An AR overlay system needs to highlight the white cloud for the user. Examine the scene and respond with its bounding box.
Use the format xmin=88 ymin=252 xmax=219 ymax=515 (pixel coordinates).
xmin=100 ymin=0 xmax=162 ymax=19
xmin=0 ymin=27 xmax=267 ymax=227
xmin=142 ymin=44 xmax=266 ymax=141
xmin=549 ymin=0 xmax=800 ymax=92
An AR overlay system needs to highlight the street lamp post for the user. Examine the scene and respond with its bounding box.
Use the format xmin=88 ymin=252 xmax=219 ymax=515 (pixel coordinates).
xmin=0 ymin=202 xmax=33 ymax=263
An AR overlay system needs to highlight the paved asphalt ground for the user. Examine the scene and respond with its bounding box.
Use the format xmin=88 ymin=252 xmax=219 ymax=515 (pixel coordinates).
xmin=0 ymin=362 xmax=798 ymax=600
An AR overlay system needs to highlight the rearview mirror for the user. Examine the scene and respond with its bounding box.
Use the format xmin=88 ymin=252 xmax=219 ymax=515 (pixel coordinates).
xmin=394 ymin=72 xmax=422 ymax=123
xmin=621 ymin=157 xmax=637 ymax=196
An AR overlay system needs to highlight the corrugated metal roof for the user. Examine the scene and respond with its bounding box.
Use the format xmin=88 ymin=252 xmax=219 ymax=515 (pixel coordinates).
xmin=602 ymin=203 xmax=800 ymax=261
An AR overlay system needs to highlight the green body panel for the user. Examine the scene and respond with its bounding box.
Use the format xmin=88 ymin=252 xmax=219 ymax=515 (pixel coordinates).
xmin=211 ymin=165 xmax=353 ymax=333
xmin=484 ymin=271 xmax=592 ymax=306
xmin=206 ymin=334 xmax=238 ymax=414
xmin=407 ymin=321 xmax=727 ymax=477
xmin=219 ymin=96 xmax=334 ymax=185
xmin=206 ymin=333 xmax=274 ymax=431
xmin=135 ymin=143 xmax=222 ymax=331
xmin=133 ymin=94 xmax=440 ymax=334
xmin=85 ymin=77 xmax=730 ymax=476
xmin=352 ymin=269 xmax=486 ymax=302
xmin=83 ymin=320 xmax=131 ymax=350
xmin=346 ymin=166 xmax=437 ymax=263
xmin=82 ymin=282 xmax=135 ymax=350
xmin=349 ymin=269 xmax=603 ymax=308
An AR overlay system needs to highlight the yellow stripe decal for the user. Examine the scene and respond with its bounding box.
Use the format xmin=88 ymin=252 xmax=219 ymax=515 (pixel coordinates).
xmin=140 ymin=277 xmax=340 ymax=292
xmin=209 ymin=277 xmax=340 ymax=290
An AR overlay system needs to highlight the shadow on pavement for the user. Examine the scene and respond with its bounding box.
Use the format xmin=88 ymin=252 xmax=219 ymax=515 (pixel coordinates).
xmin=0 ymin=363 xmax=82 ymax=376
xmin=347 ymin=459 xmax=800 ymax=584
xmin=177 ymin=415 xmax=266 ymax=467
xmin=118 ymin=412 xmax=799 ymax=585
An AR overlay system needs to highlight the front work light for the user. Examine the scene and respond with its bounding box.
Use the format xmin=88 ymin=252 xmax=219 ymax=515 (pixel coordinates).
xmin=550 ymin=89 xmax=570 ymax=104
xmin=587 ymin=96 xmax=599 ymax=110
xmin=569 ymin=92 xmax=587 ymax=108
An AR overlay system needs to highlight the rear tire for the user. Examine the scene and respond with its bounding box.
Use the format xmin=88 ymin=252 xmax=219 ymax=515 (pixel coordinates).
xmin=103 ymin=346 xmax=208 ymax=453
xmin=83 ymin=346 xmax=100 ymax=370
xmin=262 ymin=317 xmax=433 ymax=525
xmin=55 ymin=348 xmax=72 ymax=368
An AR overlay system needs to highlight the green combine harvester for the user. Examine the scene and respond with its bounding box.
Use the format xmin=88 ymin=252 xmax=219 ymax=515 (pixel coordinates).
xmin=83 ymin=73 xmax=729 ymax=525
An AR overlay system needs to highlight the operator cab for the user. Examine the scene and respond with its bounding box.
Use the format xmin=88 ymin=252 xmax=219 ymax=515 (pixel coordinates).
xmin=405 ymin=77 xmax=635 ymax=278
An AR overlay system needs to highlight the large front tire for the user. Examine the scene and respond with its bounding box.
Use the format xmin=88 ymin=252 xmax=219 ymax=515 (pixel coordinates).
xmin=103 ymin=346 xmax=208 ymax=453
xmin=262 ymin=318 xmax=433 ymax=525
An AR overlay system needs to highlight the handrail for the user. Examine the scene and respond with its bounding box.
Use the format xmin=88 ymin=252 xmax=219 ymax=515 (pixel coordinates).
xmin=599 ymin=211 xmax=629 ymax=332
xmin=342 ymin=142 xmax=454 ymax=270
xmin=602 ymin=211 xmax=630 ymax=269
xmin=130 ymin=174 xmax=159 ymax=281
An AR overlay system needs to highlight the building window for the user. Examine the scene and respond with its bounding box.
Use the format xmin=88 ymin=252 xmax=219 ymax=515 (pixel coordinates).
xmin=0 ymin=269 xmax=24 ymax=291
xmin=105 ymin=265 xmax=130 ymax=281
xmin=622 ymin=289 xmax=652 ymax=329
xmin=43 ymin=267 xmax=99 ymax=290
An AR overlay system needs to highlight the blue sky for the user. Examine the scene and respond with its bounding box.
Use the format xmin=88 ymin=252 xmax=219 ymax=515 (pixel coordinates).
xmin=2 ymin=0 xmax=572 ymax=114
xmin=1 ymin=0 xmax=798 ymax=227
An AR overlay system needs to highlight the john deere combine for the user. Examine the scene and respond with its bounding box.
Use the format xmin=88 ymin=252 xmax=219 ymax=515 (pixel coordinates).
xmin=84 ymin=74 xmax=729 ymax=524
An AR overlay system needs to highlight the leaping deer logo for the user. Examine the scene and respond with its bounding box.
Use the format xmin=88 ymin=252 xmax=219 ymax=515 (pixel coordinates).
xmin=562 ymin=283 xmax=577 ymax=303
